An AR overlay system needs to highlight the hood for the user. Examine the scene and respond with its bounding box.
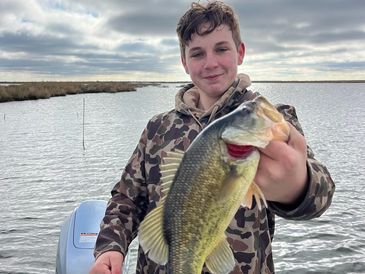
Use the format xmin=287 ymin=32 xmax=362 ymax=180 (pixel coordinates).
xmin=175 ymin=73 xmax=253 ymax=123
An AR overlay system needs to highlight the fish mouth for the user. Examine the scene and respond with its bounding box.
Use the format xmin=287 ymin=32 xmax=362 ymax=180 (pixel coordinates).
xmin=226 ymin=143 xmax=255 ymax=159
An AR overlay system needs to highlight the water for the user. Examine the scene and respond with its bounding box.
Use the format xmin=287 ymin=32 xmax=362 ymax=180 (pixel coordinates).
xmin=0 ymin=82 xmax=364 ymax=273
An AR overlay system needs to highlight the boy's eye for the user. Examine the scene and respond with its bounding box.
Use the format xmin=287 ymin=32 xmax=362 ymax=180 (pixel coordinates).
xmin=190 ymin=51 xmax=203 ymax=58
xmin=216 ymin=47 xmax=228 ymax=53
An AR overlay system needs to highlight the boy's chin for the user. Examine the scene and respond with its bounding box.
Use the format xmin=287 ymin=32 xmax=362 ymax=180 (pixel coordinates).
xmin=201 ymin=86 xmax=228 ymax=98
xmin=204 ymin=82 xmax=231 ymax=94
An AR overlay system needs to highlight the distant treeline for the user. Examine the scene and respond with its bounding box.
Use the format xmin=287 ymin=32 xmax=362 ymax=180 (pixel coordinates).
xmin=0 ymin=81 xmax=157 ymax=103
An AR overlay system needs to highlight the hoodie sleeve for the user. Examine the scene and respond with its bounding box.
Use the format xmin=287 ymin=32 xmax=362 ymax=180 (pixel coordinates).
xmin=93 ymin=121 xmax=152 ymax=259
xmin=267 ymin=104 xmax=335 ymax=220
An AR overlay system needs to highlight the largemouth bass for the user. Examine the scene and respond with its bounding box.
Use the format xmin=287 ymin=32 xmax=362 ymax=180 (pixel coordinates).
xmin=138 ymin=96 xmax=289 ymax=274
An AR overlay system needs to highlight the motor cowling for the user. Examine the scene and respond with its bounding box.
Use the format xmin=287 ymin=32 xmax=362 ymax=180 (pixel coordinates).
xmin=56 ymin=200 xmax=107 ymax=274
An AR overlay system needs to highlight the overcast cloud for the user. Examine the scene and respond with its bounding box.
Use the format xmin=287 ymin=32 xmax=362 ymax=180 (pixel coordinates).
xmin=0 ymin=0 xmax=364 ymax=81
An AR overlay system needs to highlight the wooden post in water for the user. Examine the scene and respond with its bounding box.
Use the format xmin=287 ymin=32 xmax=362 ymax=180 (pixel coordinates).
xmin=83 ymin=98 xmax=85 ymax=150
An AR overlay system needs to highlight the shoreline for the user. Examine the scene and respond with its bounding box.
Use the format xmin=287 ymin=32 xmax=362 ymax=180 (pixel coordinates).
xmin=1 ymin=79 xmax=364 ymax=103
xmin=0 ymin=81 xmax=159 ymax=103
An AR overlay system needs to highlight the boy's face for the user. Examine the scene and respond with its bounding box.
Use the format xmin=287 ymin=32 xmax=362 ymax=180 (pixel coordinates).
xmin=182 ymin=24 xmax=245 ymax=108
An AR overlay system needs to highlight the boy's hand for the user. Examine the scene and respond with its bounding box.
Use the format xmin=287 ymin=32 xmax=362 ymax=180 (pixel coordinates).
xmin=89 ymin=251 xmax=124 ymax=274
xmin=255 ymin=123 xmax=308 ymax=205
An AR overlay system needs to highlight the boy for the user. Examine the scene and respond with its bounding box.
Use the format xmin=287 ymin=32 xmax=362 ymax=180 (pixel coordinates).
xmin=90 ymin=1 xmax=334 ymax=273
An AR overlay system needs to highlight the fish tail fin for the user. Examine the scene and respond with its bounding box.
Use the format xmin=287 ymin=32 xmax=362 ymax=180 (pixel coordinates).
xmin=243 ymin=182 xmax=267 ymax=210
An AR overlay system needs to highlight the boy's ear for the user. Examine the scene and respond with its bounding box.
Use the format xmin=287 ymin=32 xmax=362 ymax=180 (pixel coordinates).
xmin=238 ymin=42 xmax=245 ymax=65
xmin=181 ymin=56 xmax=189 ymax=74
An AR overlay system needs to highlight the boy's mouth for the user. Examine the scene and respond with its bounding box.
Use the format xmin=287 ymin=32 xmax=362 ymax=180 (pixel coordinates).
xmin=204 ymin=73 xmax=223 ymax=81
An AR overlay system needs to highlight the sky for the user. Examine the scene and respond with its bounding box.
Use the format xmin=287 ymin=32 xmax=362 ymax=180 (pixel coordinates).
xmin=0 ymin=0 xmax=364 ymax=82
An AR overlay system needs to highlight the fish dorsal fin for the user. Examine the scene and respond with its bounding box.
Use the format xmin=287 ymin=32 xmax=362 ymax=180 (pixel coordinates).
xmin=163 ymin=149 xmax=184 ymax=162
xmin=205 ymin=236 xmax=235 ymax=274
xmin=138 ymin=204 xmax=168 ymax=265
xmin=137 ymin=149 xmax=185 ymax=264
xmin=159 ymin=149 xmax=184 ymax=196
xmin=242 ymin=182 xmax=268 ymax=210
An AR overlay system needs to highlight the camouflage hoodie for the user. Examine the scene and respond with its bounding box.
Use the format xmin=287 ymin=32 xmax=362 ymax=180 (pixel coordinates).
xmin=94 ymin=74 xmax=335 ymax=274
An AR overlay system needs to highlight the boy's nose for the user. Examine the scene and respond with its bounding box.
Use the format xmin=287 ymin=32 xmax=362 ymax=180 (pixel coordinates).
xmin=204 ymin=52 xmax=218 ymax=69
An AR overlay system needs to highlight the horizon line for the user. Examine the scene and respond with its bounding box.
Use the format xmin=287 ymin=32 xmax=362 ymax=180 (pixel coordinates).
xmin=1 ymin=80 xmax=365 ymax=84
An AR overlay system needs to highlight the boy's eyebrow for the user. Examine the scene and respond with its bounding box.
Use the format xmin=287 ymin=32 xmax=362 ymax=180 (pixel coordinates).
xmin=215 ymin=41 xmax=230 ymax=47
xmin=188 ymin=46 xmax=202 ymax=52
xmin=188 ymin=41 xmax=230 ymax=52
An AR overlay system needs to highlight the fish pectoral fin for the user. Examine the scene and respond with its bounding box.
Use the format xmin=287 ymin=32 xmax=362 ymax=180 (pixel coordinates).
xmin=242 ymin=182 xmax=267 ymax=210
xmin=205 ymin=236 xmax=235 ymax=274
xmin=138 ymin=204 xmax=168 ymax=265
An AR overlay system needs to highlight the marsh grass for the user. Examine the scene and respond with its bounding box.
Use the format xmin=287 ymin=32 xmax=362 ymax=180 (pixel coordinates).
xmin=0 ymin=81 xmax=154 ymax=103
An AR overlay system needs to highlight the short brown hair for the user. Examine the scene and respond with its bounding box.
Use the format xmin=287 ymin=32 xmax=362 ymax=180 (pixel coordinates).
xmin=176 ymin=1 xmax=242 ymax=59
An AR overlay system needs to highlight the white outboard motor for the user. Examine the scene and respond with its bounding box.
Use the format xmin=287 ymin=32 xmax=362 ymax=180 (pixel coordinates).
xmin=56 ymin=200 xmax=107 ymax=274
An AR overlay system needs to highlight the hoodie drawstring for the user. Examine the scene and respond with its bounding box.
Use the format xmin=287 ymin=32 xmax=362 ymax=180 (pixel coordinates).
xmin=207 ymin=105 xmax=220 ymax=125
xmin=188 ymin=104 xmax=220 ymax=130
xmin=188 ymin=109 xmax=204 ymax=130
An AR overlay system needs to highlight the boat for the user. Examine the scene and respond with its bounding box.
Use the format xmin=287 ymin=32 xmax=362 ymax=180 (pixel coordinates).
xmin=56 ymin=200 xmax=138 ymax=274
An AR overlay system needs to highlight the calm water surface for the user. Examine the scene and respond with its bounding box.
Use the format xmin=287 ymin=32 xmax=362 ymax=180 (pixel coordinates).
xmin=0 ymin=83 xmax=364 ymax=274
